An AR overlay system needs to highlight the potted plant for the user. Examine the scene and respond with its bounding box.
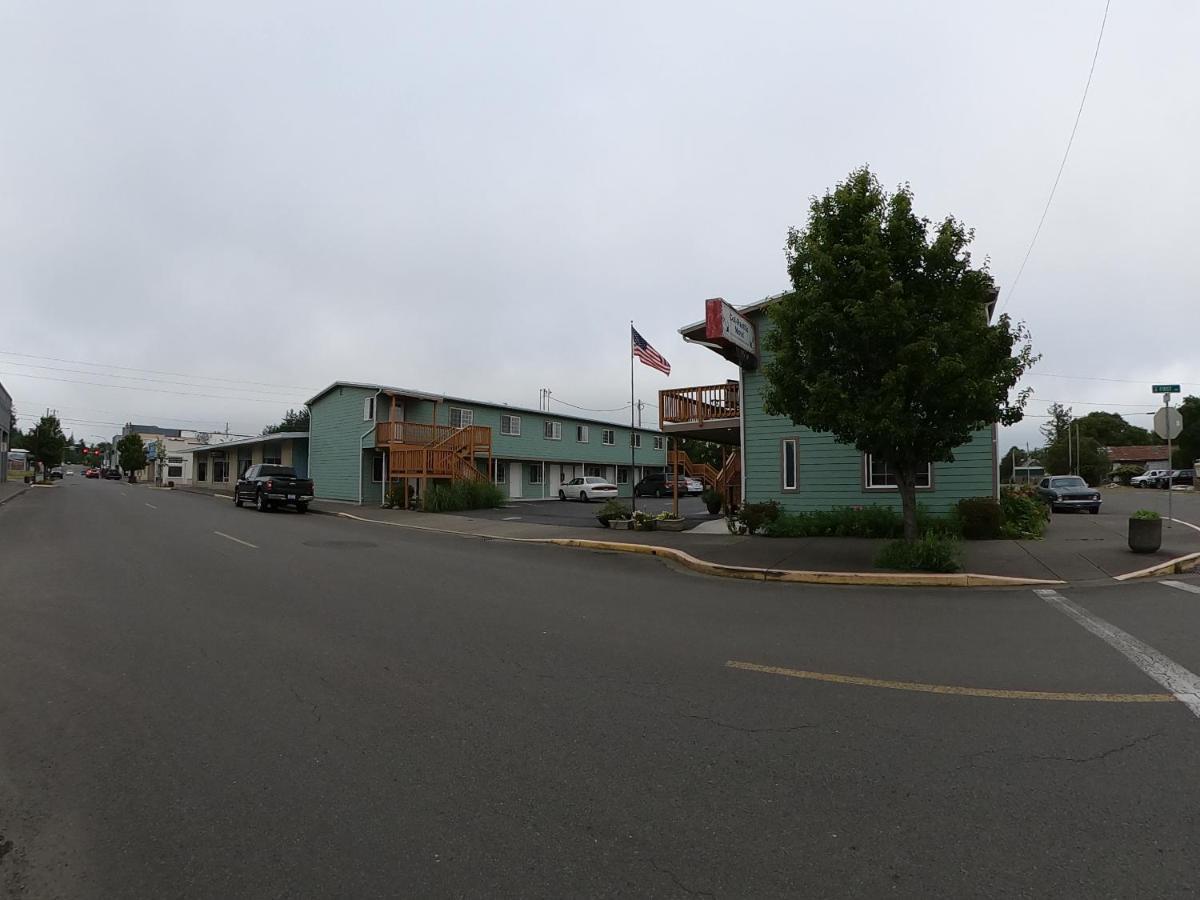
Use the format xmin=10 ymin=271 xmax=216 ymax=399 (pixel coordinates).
xmin=1128 ymin=509 xmax=1162 ymax=553
xmin=596 ymin=500 xmax=631 ymax=528
xmin=701 ymin=487 xmax=722 ymax=516
xmin=654 ymin=511 xmax=688 ymax=532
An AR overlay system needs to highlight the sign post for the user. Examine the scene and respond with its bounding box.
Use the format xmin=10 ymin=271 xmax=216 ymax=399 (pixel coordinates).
xmin=1153 ymin=385 xmax=1184 ymax=528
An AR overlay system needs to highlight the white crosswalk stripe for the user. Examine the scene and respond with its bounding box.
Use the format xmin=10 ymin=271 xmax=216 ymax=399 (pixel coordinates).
xmin=1161 ymin=580 xmax=1200 ymax=595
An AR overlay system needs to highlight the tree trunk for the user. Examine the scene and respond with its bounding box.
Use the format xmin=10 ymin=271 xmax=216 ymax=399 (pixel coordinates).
xmin=896 ymin=470 xmax=919 ymax=542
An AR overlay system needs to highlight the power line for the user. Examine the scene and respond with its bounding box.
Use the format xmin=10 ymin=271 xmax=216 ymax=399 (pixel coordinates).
xmin=999 ymin=0 xmax=1111 ymax=313
xmin=0 ymin=370 xmax=304 ymax=404
xmin=0 ymin=349 xmax=313 ymax=392
xmin=1029 ymin=372 xmax=1199 ymax=388
xmin=15 ymin=400 xmax=264 ymax=429
xmin=2 ymin=360 xmax=304 ymax=397
xmin=549 ymin=396 xmax=633 ymax=413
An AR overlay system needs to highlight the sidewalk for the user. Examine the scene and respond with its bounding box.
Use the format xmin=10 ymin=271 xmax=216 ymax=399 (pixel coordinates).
xmin=308 ymin=501 xmax=1200 ymax=585
xmin=0 ymin=480 xmax=31 ymax=507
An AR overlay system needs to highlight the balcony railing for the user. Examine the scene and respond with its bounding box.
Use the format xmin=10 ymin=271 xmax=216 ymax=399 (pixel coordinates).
xmin=375 ymin=421 xmax=462 ymax=446
xmin=659 ymin=383 xmax=740 ymax=426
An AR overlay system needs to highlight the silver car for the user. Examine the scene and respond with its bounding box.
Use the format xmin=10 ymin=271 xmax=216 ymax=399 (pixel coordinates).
xmin=559 ymin=476 xmax=619 ymax=502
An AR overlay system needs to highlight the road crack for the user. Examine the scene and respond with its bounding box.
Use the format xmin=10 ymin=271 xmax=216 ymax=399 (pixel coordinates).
xmin=681 ymin=713 xmax=817 ymax=734
xmin=647 ymin=857 xmax=715 ymax=898
xmin=1032 ymin=730 xmax=1164 ymax=763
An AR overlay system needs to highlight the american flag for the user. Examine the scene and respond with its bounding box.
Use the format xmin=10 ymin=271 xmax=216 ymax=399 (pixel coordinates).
xmin=632 ymin=326 xmax=671 ymax=375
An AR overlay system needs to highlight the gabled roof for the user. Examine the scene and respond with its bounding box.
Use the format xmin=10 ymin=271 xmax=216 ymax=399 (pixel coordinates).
xmin=304 ymin=381 xmax=444 ymax=407
xmin=1105 ymin=445 xmax=1170 ymax=462
xmin=181 ymin=432 xmax=309 ymax=454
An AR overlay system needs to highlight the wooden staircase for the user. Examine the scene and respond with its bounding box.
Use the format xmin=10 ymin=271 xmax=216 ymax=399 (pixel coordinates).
xmin=378 ymin=422 xmax=492 ymax=485
xmin=667 ymin=449 xmax=742 ymax=508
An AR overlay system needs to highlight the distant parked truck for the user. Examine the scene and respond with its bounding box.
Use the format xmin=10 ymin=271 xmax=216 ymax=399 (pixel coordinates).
xmin=233 ymin=464 xmax=315 ymax=513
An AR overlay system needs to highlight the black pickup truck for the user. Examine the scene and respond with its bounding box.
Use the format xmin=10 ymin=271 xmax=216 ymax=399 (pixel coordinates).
xmin=234 ymin=464 xmax=315 ymax=513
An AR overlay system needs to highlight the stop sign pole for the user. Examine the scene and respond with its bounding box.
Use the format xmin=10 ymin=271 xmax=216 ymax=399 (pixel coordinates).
xmin=1153 ymin=384 xmax=1183 ymax=528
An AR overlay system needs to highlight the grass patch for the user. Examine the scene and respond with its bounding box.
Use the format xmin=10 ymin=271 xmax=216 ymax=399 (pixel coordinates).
xmin=876 ymin=534 xmax=963 ymax=573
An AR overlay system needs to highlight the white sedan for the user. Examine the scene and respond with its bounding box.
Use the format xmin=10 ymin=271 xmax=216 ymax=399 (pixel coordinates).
xmin=559 ymin=476 xmax=619 ymax=502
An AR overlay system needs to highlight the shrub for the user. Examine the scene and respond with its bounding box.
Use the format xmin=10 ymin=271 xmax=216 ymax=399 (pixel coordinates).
xmin=1132 ymin=509 xmax=1161 ymax=520
xmin=596 ymin=500 xmax=631 ymax=525
xmin=876 ymin=534 xmax=963 ymax=573
xmin=736 ymin=500 xmax=782 ymax=534
xmin=701 ymin=487 xmax=722 ymax=515
xmin=422 ymin=479 xmax=505 ymax=512
xmin=1111 ymin=464 xmax=1144 ymax=486
xmin=760 ymin=505 xmax=959 ymax=539
xmin=956 ymin=498 xmax=1002 ymax=540
xmin=998 ymin=485 xmax=1049 ymax=539
xmin=385 ymin=483 xmax=407 ymax=508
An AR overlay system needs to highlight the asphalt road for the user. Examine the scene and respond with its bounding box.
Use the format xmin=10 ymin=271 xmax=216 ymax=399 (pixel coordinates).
xmin=6 ymin=479 xmax=1200 ymax=897
xmin=468 ymin=494 xmax=715 ymax=526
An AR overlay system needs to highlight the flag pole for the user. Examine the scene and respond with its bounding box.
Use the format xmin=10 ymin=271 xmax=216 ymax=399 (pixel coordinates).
xmin=630 ymin=321 xmax=636 ymax=512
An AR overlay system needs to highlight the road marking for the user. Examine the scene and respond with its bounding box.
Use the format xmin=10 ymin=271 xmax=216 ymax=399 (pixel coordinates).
xmin=1170 ymin=518 xmax=1200 ymax=535
xmin=144 ymin=503 xmax=157 ymax=509
xmin=502 ymin=516 xmax=522 ymax=520
xmin=1035 ymin=588 xmax=1200 ymax=717
xmin=1162 ymin=580 xmax=1200 ymax=595
xmin=213 ymin=531 xmax=257 ymax=549
xmin=724 ymin=660 xmax=1171 ymax=703
xmin=121 ymin=491 xmax=128 ymax=496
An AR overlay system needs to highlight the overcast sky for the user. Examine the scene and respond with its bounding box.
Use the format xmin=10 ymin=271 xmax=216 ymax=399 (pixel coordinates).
xmin=3 ymin=1 xmax=1196 ymax=450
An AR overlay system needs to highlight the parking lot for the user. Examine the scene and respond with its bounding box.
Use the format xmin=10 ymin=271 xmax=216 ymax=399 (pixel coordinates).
xmin=468 ymin=494 xmax=717 ymax=527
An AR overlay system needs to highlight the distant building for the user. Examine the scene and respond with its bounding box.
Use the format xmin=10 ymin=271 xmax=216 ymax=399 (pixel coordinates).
xmin=184 ymin=432 xmax=309 ymax=487
xmin=0 ymin=380 xmax=11 ymax=483
xmin=1106 ymin=445 xmax=1170 ymax=471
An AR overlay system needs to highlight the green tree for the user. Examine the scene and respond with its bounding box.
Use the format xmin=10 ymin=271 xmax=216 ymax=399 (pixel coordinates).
xmin=263 ymin=408 xmax=309 ymax=435
xmin=1040 ymin=402 xmax=1072 ymax=445
xmin=1074 ymin=410 xmax=1154 ymax=447
xmin=27 ymin=414 xmax=67 ymax=478
xmin=999 ymin=445 xmax=1029 ymax=482
xmin=1041 ymin=435 xmax=1108 ymax=486
xmin=116 ymin=432 xmax=148 ymax=479
xmin=677 ymin=437 xmax=724 ymax=468
xmin=1171 ymin=395 xmax=1200 ymax=468
xmin=762 ymin=167 xmax=1036 ymax=539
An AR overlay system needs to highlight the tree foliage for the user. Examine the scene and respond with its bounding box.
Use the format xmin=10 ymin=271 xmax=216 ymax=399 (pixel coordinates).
xmin=762 ymin=167 xmax=1037 ymax=539
xmin=1039 ymin=402 xmax=1073 ymax=445
xmin=27 ymin=415 xmax=67 ymax=475
xmin=116 ymin=432 xmax=148 ymax=475
xmin=263 ymin=408 xmax=310 ymax=435
xmin=1041 ymin=435 xmax=1108 ymax=485
xmin=1074 ymin=410 xmax=1154 ymax=447
xmin=1171 ymin=395 xmax=1200 ymax=468
xmin=677 ymin=438 xmax=724 ymax=468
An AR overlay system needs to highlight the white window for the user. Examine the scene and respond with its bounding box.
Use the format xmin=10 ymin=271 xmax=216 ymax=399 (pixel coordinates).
xmin=602 ymin=429 xmax=615 ymax=446
xmin=585 ymin=464 xmax=603 ymax=478
xmin=528 ymin=464 xmax=543 ymax=484
xmin=363 ymin=396 xmax=375 ymax=421
xmin=865 ymin=455 xmax=932 ymax=490
xmin=372 ymin=453 xmax=385 ymax=483
xmin=544 ymin=421 xmax=561 ymax=441
xmin=630 ymin=433 xmax=641 ymax=449
xmin=494 ymin=461 xmax=506 ymax=484
xmin=576 ymin=425 xmax=589 ymax=443
xmin=653 ymin=436 xmax=664 ymax=451
xmin=501 ymin=415 xmax=521 ymax=436
xmin=449 ymin=407 xmax=473 ymax=428
xmin=782 ymin=438 xmax=798 ymax=491
xmin=617 ymin=466 xmax=629 ymax=485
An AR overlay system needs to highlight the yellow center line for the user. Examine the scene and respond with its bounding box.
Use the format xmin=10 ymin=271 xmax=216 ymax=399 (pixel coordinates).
xmin=725 ymin=660 xmax=1174 ymax=703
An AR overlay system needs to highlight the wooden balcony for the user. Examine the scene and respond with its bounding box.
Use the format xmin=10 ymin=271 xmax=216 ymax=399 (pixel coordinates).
xmin=658 ymin=383 xmax=741 ymax=442
xmin=376 ymin=421 xmax=461 ymax=447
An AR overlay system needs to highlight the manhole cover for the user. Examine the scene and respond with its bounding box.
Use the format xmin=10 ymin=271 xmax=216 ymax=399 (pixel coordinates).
xmin=302 ymin=540 xmax=378 ymax=549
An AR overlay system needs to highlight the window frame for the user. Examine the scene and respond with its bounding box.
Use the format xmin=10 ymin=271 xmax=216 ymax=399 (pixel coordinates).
xmin=781 ymin=438 xmax=799 ymax=492
xmin=544 ymin=421 xmax=562 ymax=441
xmin=449 ymin=407 xmax=473 ymax=428
xmin=500 ymin=414 xmax=521 ymax=436
xmin=863 ymin=454 xmax=934 ymax=491
xmin=576 ymin=424 xmax=589 ymax=443
xmin=630 ymin=433 xmax=641 ymax=449
xmin=363 ymin=396 xmax=375 ymax=421
xmin=494 ymin=461 xmax=506 ymax=484
xmin=528 ymin=464 xmax=543 ymax=485
xmin=653 ymin=436 xmax=664 ymax=451
xmin=617 ymin=466 xmax=630 ymax=485
xmin=602 ymin=429 xmax=615 ymax=446
xmin=371 ymin=453 xmax=385 ymax=483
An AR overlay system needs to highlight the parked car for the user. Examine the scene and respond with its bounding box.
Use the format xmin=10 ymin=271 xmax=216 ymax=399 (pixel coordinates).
xmin=1036 ymin=476 xmax=1102 ymax=514
xmin=557 ymin=476 xmax=618 ymax=502
xmin=1151 ymin=469 xmax=1195 ymax=489
xmin=234 ymin=464 xmax=315 ymax=512
xmin=633 ymin=473 xmax=691 ymax=498
xmin=102 ymin=468 xmax=122 ymax=480
xmin=1173 ymin=469 xmax=1196 ymax=486
xmin=684 ymin=476 xmax=703 ymax=496
xmin=84 ymin=468 xmax=100 ymax=479
xmin=49 ymin=467 xmax=64 ymax=479
xmin=1131 ymin=469 xmax=1168 ymax=487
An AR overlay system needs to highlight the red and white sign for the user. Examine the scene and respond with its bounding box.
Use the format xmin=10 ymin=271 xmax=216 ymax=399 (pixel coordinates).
xmin=704 ymin=298 xmax=757 ymax=359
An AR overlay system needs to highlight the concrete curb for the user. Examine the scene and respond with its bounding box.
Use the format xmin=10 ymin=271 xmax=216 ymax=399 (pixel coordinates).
xmin=1113 ymin=551 xmax=1200 ymax=581
xmin=327 ymin=511 xmax=1066 ymax=588
xmin=0 ymin=485 xmax=31 ymax=507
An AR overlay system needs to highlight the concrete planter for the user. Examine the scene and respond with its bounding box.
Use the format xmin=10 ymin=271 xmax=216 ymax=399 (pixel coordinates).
xmin=609 ymin=519 xmax=634 ymax=530
xmin=655 ymin=518 xmax=688 ymax=532
xmin=1128 ymin=517 xmax=1162 ymax=553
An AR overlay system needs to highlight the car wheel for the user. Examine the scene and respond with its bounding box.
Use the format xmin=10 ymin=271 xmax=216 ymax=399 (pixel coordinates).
xmin=558 ymin=490 xmax=566 ymax=501
xmin=655 ymin=487 xmax=665 ymax=498
xmin=257 ymin=489 xmax=270 ymax=512
xmin=580 ymin=491 xmax=588 ymax=502
xmin=234 ymin=490 xmax=243 ymax=507
xmin=296 ymin=502 xmax=308 ymax=514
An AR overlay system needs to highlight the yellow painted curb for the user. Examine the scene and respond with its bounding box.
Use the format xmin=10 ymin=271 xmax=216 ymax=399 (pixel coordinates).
xmin=1114 ymin=550 xmax=1200 ymax=581
xmin=329 ymin=511 xmax=1065 ymax=588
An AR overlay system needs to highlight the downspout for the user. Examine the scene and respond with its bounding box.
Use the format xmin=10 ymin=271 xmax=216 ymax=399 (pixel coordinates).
xmin=358 ymin=388 xmax=382 ymax=506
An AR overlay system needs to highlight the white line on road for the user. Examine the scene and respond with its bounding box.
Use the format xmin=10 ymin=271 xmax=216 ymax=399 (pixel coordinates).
xmin=502 ymin=516 xmax=522 ymax=520
xmin=1035 ymin=588 xmax=1200 ymax=718
xmin=213 ymin=531 xmax=258 ymax=549
xmin=1162 ymin=580 xmax=1200 ymax=595
xmin=144 ymin=503 xmax=157 ymax=509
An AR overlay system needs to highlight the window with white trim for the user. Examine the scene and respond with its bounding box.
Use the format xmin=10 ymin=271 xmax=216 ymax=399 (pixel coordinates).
xmin=449 ymin=407 xmax=473 ymax=428
xmin=544 ymin=421 xmax=561 ymax=441
xmin=617 ymin=466 xmax=629 ymax=484
xmin=630 ymin=433 xmax=641 ymax=449
xmin=501 ymin=415 xmax=521 ymax=436
xmin=263 ymin=449 xmax=282 ymax=466
xmin=602 ymin=429 xmax=615 ymax=445
xmin=167 ymin=465 xmax=183 ymax=478
xmin=363 ymin=396 xmax=375 ymax=421
xmin=653 ymin=436 xmax=664 ymax=451
xmin=494 ymin=461 xmax=506 ymax=484
xmin=528 ymin=464 xmax=543 ymax=484
xmin=576 ymin=425 xmax=589 ymax=443
xmin=865 ymin=455 xmax=932 ymax=489
xmin=372 ymin=453 xmax=385 ymax=483
xmin=781 ymin=438 xmax=798 ymax=491
xmin=585 ymin=464 xmax=603 ymax=478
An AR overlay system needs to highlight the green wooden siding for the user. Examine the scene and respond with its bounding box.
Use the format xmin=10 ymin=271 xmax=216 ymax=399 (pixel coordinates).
xmin=310 ymin=385 xmax=377 ymax=502
xmin=742 ymin=313 xmax=997 ymax=514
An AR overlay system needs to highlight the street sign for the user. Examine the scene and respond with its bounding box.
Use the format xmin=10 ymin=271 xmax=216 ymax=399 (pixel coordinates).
xmin=1153 ymin=384 xmax=1181 ymax=394
xmin=1154 ymin=406 xmax=1183 ymax=440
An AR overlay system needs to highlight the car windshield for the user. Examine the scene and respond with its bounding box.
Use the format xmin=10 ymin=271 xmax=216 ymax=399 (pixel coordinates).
xmin=1050 ymin=477 xmax=1087 ymax=488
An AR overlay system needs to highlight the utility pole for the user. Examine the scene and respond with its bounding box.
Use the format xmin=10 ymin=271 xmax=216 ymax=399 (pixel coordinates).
xmin=636 ymin=399 xmax=644 ymax=428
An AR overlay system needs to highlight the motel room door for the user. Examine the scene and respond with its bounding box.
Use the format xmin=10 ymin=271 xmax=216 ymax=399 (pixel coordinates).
xmin=507 ymin=462 xmax=522 ymax=499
